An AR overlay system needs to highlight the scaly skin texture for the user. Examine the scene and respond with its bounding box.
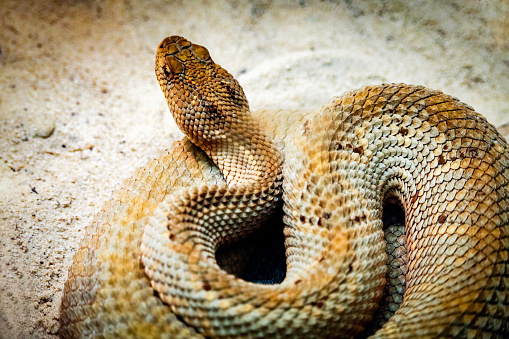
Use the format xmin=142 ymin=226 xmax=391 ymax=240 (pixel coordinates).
xmin=60 ymin=36 xmax=509 ymax=338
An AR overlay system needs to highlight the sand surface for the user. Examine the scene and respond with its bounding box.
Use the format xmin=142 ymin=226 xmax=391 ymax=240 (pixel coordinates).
xmin=1 ymin=0 xmax=508 ymax=337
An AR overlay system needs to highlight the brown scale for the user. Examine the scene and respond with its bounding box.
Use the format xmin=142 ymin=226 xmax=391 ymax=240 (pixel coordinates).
xmin=60 ymin=36 xmax=509 ymax=338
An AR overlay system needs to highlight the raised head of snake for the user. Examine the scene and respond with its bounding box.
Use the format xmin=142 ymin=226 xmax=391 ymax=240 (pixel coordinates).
xmin=155 ymin=35 xmax=281 ymax=186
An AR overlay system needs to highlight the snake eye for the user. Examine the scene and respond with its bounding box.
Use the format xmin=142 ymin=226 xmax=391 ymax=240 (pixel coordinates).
xmin=221 ymin=79 xmax=243 ymax=102
xmin=224 ymin=81 xmax=237 ymax=98
xmin=207 ymin=103 xmax=218 ymax=116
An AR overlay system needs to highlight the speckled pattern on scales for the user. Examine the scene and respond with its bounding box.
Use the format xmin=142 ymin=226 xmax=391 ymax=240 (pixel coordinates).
xmin=59 ymin=36 xmax=509 ymax=338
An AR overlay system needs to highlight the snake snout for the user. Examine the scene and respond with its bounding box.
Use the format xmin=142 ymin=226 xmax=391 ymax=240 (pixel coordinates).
xmin=158 ymin=35 xmax=188 ymax=51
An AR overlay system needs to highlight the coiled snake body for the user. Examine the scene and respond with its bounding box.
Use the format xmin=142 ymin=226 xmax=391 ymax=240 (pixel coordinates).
xmin=60 ymin=36 xmax=509 ymax=338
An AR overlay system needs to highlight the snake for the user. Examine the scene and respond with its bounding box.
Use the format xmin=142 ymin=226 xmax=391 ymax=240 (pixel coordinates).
xmin=59 ymin=36 xmax=509 ymax=338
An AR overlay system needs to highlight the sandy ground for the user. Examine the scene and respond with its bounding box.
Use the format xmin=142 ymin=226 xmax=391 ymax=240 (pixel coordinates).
xmin=1 ymin=0 xmax=508 ymax=338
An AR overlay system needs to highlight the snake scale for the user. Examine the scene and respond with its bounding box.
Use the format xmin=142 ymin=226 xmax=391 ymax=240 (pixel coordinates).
xmin=60 ymin=36 xmax=509 ymax=338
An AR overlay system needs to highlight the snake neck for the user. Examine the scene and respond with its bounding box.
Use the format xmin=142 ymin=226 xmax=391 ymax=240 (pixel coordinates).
xmin=200 ymin=112 xmax=282 ymax=186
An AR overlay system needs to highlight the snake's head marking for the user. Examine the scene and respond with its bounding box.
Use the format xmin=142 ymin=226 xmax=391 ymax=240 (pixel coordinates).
xmin=156 ymin=36 xmax=250 ymax=148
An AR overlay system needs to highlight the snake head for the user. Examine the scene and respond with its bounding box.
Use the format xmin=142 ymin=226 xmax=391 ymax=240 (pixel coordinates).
xmin=156 ymin=36 xmax=250 ymax=147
